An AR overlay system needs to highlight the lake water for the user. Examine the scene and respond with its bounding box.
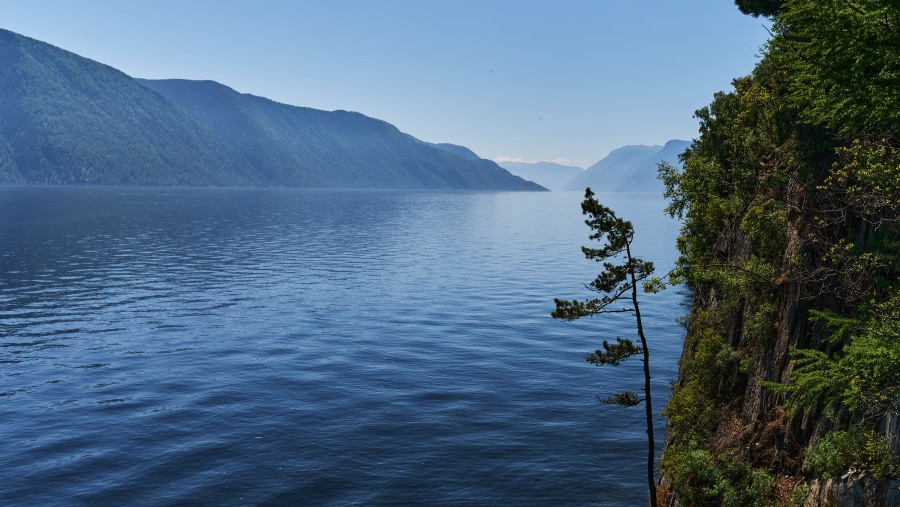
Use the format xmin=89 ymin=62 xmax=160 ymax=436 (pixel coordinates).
xmin=0 ymin=187 xmax=689 ymax=506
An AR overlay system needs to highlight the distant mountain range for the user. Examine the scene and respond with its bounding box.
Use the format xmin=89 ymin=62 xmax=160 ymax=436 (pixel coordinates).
xmin=498 ymin=161 xmax=584 ymax=191
xmin=563 ymin=140 xmax=690 ymax=192
xmin=500 ymin=140 xmax=690 ymax=192
xmin=0 ymin=29 xmax=543 ymax=190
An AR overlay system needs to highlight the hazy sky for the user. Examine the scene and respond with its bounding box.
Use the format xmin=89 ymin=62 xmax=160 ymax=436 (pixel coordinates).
xmin=4 ymin=1 xmax=769 ymax=167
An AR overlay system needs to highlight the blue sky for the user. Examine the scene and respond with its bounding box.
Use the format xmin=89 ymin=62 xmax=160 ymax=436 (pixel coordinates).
xmin=4 ymin=1 xmax=769 ymax=167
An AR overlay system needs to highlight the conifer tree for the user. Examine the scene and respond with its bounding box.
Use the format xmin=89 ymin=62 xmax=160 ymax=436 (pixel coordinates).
xmin=553 ymin=188 xmax=660 ymax=507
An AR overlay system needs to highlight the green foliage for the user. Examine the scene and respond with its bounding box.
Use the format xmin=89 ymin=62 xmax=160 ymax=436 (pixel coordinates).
xmin=805 ymin=429 xmax=898 ymax=478
xmin=663 ymin=377 xmax=719 ymax=443
xmin=659 ymin=64 xmax=800 ymax=287
xmin=552 ymin=188 xmax=656 ymax=321
xmin=662 ymin=310 xmax=734 ymax=442
xmin=741 ymin=198 xmax=787 ymax=259
xmin=762 ymin=348 xmax=841 ymax=417
xmin=869 ymin=224 xmax=900 ymax=291
xmin=661 ymin=441 xmax=775 ymax=506
xmin=769 ymin=0 xmax=900 ymax=134
xmin=642 ymin=276 xmax=667 ymax=294
xmin=808 ymin=309 xmax=858 ymax=346
xmin=660 ymin=0 xmax=900 ymax=501
xmin=734 ymin=0 xmax=783 ymax=17
xmin=602 ymin=391 xmax=641 ymax=407
xmin=821 ymin=136 xmax=900 ymax=223
xmin=764 ymin=292 xmax=900 ymax=421
xmin=790 ymin=483 xmax=810 ymax=506
xmin=586 ymin=337 xmax=642 ymax=366
xmin=726 ymin=257 xmax=778 ymax=295
xmin=743 ymin=300 xmax=778 ymax=345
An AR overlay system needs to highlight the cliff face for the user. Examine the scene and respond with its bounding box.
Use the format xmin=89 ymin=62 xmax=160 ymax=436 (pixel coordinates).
xmin=657 ymin=189 xmax=900 ymax=505
xmin=654 ymin=3 xmax=899 ymax=502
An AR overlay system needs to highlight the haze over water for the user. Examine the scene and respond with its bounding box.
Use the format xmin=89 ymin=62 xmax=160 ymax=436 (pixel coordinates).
xmin=1 ymin=187 xmax=688 ymax=505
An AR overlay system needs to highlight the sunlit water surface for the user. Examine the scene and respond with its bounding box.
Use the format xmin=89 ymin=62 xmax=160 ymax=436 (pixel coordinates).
xmin=0 ymin=187 xmax=689 ymax=506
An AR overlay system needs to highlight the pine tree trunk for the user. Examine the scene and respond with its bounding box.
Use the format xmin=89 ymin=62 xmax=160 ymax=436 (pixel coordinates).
xmin=626 ymin=240 xmax=657 ymax=507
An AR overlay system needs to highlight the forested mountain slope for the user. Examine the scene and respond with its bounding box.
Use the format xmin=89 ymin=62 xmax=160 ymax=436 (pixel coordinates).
xmin=0 ymin=29 xmax=255 ymax=185
xmin=657 ymin=1 xmax=900 ymax=505
xmin=0 ymin=28 xmax=543 ymax=190
xmin=137 ymin=79 xmax=543 ymax=190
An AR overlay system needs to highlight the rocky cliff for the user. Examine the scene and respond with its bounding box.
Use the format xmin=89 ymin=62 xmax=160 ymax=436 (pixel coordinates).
xmin=657 ymin=174 xmax=900 ymax=505
xmin=655 ymin=2 xmax=899 ymax=505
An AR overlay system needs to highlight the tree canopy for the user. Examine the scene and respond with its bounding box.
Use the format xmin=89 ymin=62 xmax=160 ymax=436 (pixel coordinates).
xmin=659 ymin=0 xmax=900 ymax=503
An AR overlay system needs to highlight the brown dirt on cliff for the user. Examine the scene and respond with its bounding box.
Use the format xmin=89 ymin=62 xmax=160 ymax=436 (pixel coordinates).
xmin=713 ymin=407 xmax=803 ymax=475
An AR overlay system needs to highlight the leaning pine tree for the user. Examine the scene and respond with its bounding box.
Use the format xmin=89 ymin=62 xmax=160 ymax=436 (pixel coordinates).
xmin=552 ymin=188 xmax=660 ymax=507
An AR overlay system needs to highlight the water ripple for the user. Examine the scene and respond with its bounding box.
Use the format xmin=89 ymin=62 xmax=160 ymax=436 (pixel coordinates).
xmin=0 ymin=187 xmax=688 ymax=506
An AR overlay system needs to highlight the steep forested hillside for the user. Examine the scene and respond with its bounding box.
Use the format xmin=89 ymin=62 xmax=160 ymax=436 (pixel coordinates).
xmin=0 ymin=29 xmax=256 ymax=185
xmin=657 ymin=1 xmax=899 ymax=505
xmin=136 ymin=79 xmax=543 ymax=190
xmin=0 ymin=28 xmax=543 ymax=190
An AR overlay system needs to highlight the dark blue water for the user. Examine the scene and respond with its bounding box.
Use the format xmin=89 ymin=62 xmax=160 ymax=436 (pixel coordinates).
xmin=0 ymin=187 xmax=689 ymax=506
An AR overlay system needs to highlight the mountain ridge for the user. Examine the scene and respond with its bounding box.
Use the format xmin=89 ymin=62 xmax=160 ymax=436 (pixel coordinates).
xmin=0 ymin=29 xmax=256 ymax=186
xmin=0 ymin=28 xmax=544 ymax=191
xmin=564 ymin=140 xmax=689 ymax=192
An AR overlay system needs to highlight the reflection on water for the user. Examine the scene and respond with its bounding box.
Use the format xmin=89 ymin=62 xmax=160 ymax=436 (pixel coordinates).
xmin=0 ymin=186 xmax=689 ymax=505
